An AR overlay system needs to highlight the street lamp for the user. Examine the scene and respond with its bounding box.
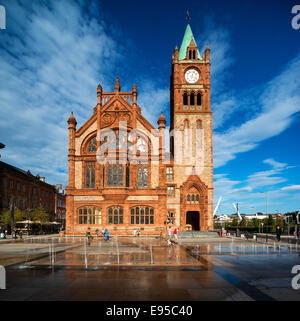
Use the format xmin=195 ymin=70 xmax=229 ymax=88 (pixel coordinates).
xmin=260 ymin=191 xmax=268 ymax=232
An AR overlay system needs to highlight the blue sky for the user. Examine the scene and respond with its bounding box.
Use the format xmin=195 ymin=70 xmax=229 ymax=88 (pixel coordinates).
xmin=0 ymin=0 xmax=300 ymax=214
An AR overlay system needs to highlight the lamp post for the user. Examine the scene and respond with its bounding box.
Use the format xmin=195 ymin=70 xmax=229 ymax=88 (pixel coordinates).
xmin=260 ymin=191 xmax=268 ymax=232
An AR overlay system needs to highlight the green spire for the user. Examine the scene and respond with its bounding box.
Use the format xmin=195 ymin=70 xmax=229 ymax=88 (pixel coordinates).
xmin=178 ymin=24 xmax=201 ymax=60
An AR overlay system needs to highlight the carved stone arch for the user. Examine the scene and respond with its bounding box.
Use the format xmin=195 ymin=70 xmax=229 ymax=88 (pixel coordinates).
xmin=81 ymin=130 xmax=97 ymax=155
xmin=180 ymin=175 xmax=209 ymax=231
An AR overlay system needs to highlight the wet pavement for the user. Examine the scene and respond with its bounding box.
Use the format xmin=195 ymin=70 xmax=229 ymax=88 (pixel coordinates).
xmin=0 ymin=236 xmax=299 ymax=301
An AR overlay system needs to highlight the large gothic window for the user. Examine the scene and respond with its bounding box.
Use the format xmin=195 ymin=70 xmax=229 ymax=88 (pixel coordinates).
xmin=107 ymin=164 xmax=123 ymax=187
xmin=138 ymin=164 xmax=148 ymax=188
xmin=108 ymin=206 xmax=123 ymax=224
xmin=131 ymin=206 xmax=154 ymax=225
xmin=78 ymin=206 xmax=101 ymax=224
xmin=85 ymin=163 xmax=95 ymax=188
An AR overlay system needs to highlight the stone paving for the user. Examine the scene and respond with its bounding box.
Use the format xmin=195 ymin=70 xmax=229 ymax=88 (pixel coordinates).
xmin=0 ymin=236 xmax=299 ymax=301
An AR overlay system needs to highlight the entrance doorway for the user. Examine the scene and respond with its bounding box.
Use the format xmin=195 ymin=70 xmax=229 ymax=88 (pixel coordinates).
xmin=186 ymin=211 xmax=200 ymax=231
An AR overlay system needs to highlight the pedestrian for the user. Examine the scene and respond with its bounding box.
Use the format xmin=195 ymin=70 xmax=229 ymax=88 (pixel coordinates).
xmin=95 ymin=228 xmax=99 ymax=238
xmin=133 ymin=229 xmax=136 ymax=237
xmin=19 ymin=230 xmax=23 ymax=239
xmin=102 ymin=229 xmax=106 ymax=240
xmin=105 ymin=229 xmax=109 ymax=241
xmin=167 ymin=226 xmax=172 ymax=239
xmin=137 ymin=229 xmax=140 ymax=237
xmin=173 ymin=227 xmax=178 ymax=241
xmin=276 ymin=225 xmax=281 ymax=242
xmin=86 ymin=228 xmax=91 ymax=240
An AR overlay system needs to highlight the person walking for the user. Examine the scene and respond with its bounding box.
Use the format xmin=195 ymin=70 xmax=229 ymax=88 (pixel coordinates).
xmin=95 ymin=228 xmax=99 ymax=238
xmin=19 ymin=230 xmax=23 ymax=239
xmin=276 ymin=225 xmax=281 ymax=242
xmin=167 ymin=226 xmax=172 ymax=240
xmin=102 ymin=229 xmax=106 ymax=240
xmin=105 ymin=229 xmax=109 ymax=241
xmin=173 ymin=227 xmax=178 ymax=241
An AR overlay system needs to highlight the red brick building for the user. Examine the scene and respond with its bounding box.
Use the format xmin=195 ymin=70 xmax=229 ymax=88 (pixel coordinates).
xmin=55 ymin=184 xmax=66 ymax=227
xmin=0 ymin=161 xmax=56 ymax=215
xmin=65 ymin=23 xmax=213 ymax=236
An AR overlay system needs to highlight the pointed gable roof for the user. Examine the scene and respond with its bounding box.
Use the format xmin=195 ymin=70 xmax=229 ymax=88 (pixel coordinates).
xmin=178 ymin=24 xmax=201 ymax=60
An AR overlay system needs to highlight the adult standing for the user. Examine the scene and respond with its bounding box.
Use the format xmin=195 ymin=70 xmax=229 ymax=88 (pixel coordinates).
xmin=276 ymin=225 xmax=281 ymax=242
xmin=105 ymin=229 xmax=109 ymax=241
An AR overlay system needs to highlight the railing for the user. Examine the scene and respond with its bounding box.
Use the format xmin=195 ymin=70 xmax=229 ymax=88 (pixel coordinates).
xmin=102 ymin=93 xmax=133 ymax=105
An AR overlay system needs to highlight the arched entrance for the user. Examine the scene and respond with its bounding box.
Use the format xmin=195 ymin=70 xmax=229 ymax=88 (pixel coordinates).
xmin=186 ymin=211 xmax=200 ymax=231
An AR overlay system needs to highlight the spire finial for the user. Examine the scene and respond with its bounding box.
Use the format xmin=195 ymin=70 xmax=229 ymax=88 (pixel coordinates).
xmin=186 ymin=10 xmax=191 ymax=24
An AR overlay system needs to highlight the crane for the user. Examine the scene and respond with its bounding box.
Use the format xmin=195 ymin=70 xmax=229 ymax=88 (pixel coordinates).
xmin=233 ymin=203 xmax=242 ymax=222
xmin=213 ymin=196 xmax=222 ymax=217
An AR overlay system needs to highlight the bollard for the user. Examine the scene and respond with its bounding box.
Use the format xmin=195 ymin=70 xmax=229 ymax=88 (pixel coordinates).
xmin=0 ymin=266 xmax=5 ymax=290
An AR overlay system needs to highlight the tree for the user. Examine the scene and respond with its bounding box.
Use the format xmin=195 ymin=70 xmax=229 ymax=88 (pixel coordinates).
xmin=32 ymin=206 xmax=49 ymax=233
xmin=0 ymin=207 xmax=25 ymax=230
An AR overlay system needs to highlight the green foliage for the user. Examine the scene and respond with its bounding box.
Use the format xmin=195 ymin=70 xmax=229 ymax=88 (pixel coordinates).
xmin=32 ymin=206 xmax=49 ymax=224
xmin=0 ymin=207 xmax=25 ymax=228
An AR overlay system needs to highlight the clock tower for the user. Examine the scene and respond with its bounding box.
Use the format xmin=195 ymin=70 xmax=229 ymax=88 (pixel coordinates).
xmin=169 ymin=22 xmax=213 ymax=231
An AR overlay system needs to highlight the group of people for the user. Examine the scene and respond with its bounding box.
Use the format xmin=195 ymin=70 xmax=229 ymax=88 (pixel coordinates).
xmin=0 ymin=227 xmax=23 ymax=239
xmin=133 ymin=229 xmax=141 ymax=237
xmin=87 ymin=228 xmax=110 ymax=241
xmin=167 ymin=226 xmax=178 ymax=246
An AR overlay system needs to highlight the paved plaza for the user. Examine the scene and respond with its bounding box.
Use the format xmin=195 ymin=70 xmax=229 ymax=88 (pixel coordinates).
xmin=0 ymin=235 xmax=299 ymax=301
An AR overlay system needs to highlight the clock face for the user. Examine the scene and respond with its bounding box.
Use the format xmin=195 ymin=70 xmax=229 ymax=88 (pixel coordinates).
xmin=185 ymin=69 xmax=199 ymax=84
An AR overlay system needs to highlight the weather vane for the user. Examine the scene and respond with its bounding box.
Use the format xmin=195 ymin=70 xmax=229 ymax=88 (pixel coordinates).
xmin=186 ymin=10 xmax=191 ymax=24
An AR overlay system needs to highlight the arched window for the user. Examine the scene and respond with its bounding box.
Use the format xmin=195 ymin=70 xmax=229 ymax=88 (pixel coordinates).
xmin=87 ymin=138 xmax=97 ymax=152
xmin=85 ymin=163 xmax=95 ymax=188
xmin=193 ymin=50 xmax=196 ymax=59
xmin=131 ymin=206 xmax=154 ymax=225
xmin=185 ymin=119 xmax=189 ymax=129
xmin=78 ymin=206 xmax=101 ymax=224
xmin=187 ymin=194 xmax=190 ymax=202
xmin=183 ymin=92 xmax=188 ymax=105
xmin=190 ymin=93 xmax=195 ymax=105
xmin=189 ymin=50 xmax=192 ymax=59
xmin=197 ymin=93 xmax=202 ymax=105
xmin=108 ymin=206 xmax=123 ymax=224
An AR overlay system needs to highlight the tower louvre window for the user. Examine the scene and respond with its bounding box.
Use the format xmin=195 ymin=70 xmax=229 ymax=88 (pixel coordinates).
xmin=193 ymin=50 xmax=196 ymax=59
xmin=190 ymin=93 xmax=195 ymax=105
xmin=189 ymin=50 xmax=192 ymax=59
xmin=183 ymin=92 xmax=188 ymax=105
xmin=197 ymin=93 xmax=202 ymax=105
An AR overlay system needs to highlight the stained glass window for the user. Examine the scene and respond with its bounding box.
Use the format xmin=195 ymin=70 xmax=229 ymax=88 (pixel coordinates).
xmin=85 ymin=163 xmax=95 ymax=188
xmin=87 ymin=138 xmax=97 ymax=152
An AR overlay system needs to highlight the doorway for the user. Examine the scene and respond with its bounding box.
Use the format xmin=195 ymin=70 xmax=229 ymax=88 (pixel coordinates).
xmin=186 ymin=211 xmax=200 ymax=231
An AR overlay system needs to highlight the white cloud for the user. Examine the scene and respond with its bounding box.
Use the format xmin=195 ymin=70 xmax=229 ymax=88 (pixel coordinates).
xmin=281 ymin=185 xmax=300 ymax=191
xmin=214 ymin=53 xmax=300 ymax=168
xmin=0 ymin=0 xmax=125 ymax=186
